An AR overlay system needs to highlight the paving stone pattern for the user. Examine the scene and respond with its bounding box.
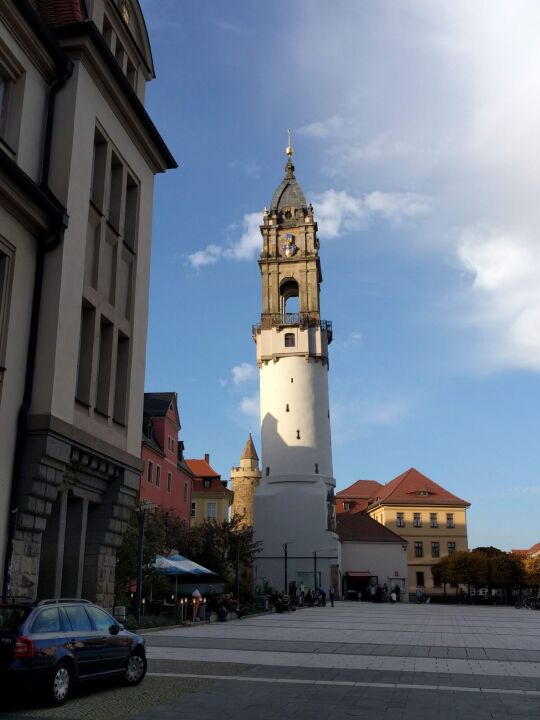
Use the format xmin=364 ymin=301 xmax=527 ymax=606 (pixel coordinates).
xmin=5 ymin=602 xmax=540 ymax=719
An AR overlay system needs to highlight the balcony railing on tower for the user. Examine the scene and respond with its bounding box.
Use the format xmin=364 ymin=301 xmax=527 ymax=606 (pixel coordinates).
xmin=252 ymin=313 xmax=333 ymax=342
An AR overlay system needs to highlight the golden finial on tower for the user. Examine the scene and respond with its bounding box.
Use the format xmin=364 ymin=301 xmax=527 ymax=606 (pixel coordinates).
xmin=286 ymin=128 xmax=293 ymax=157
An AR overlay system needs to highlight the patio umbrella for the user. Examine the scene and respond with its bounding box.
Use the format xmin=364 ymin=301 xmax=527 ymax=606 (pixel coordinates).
xmin=154 ymin=554 xmax=217 ymax=600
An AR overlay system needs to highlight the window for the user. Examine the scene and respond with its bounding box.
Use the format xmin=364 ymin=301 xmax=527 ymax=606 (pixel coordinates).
xmin=430 ymin=513 xmax=438 ymax=528
xmin=0 ymin=238 xmax=14 ymax=396
xmin=108 ymin=152 xmax=124 ymax=230
xmin=413 ymin=512 xmax=422 ymax=528
xmin=414 ymin=541 xmax=423 ymax=558
xmin=432 ymin=571 xmax=442 ymax=588
xmin=314 ymin=463 xmax=319 ymax=474
xmin=396 ymin=512 xmax=404 ymax=528
xmin=343 ymin=502 xmax=350 ymax=512
xmin=184 ymin=481 xmax=188 ymax=502
xmin=284 ymin=333 xmax=295 ymax=348
xmin=416 ymin=571 xmax=425 ymax=587
xmin=446 ymin=513 xmax=454 ymax=528
xmin=447 ymin=541 xmax=456 ymax=555
xmin=296 ymin=429 xmax=300 ymax=439
xmin=64 ymin=606 xmax=92 ymax=632
xmin=96 ymin=316 xmax=113 ymax=415
xmin=156 ymin=465 xmax=161 ymax=488
xmin=207 ymin=502 xmax=217 ymax=519
xmin=124 ymin=173 xmax=138 ymax=250
xmin=191 ymin=502 xmax=196 ymax=517
xmin=147 ymin=461 xmax=153 ymax=484
xmin=167 ymin=472 xmax=172 ymax=493
xmin=86 ymin=606 xmax=114 ymax=632
xmin=286 ymin=404 xmax=289 ymax=412
xmin=431 ymin=541 xmax=440 ymax=558
xmin=0 ymin=74 xmax=8 ymax=136
xmin=32 ymin=608 xmax=61 ymax=634
xmin=90 ymin=127 xmax=107 ymax=210
xmin=113 ymin=330 xmax=129 ymax=424
xmin=203 ymin=479 xmax=211 ymax=489
xmin=266 ymin=467 xmax=270 ymax=476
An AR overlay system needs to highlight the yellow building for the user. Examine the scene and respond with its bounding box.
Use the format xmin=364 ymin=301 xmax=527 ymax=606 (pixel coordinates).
xmin=186 ymin=455 xmax=233 ymax=526
xmin=338 ymin=468 xmax=470 ymax=599
xmin=231 ymin=434 xmax=261 ymax=527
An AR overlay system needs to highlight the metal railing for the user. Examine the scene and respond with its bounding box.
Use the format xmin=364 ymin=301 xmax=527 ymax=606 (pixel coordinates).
xmin=252 ymin=314 xmax=333 ymax=342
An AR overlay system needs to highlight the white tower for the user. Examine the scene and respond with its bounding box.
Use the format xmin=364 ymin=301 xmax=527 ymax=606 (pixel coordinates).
xmin=253 ymin=138 xmax=339 ymax=592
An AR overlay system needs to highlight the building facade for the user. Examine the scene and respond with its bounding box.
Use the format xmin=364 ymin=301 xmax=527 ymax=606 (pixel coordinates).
xmin=230 ymin=434 xmax=261 ymax=528
xmin=340 ymin=468 xmax=470 ymax=598
xmin=337 ymin=513 xmax=409 ymax=601
xmin=252 ymin=141 xmax=339 ymax=592
xmin=186 ymin=455 xmax=233 ymax=526
xmin=141 ymin=393 xmax=193 ymax=524
xmin=0 ymin=0 xmax=175 ymax=607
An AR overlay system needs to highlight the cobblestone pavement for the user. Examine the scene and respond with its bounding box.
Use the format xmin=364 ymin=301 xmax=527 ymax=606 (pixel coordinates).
xmin=4 ymin=602 xmax=540 ymax=719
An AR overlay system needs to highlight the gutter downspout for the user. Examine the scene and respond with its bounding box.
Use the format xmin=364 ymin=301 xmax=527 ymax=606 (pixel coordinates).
xmin=2 ymin=57 xmax=73 ymax=597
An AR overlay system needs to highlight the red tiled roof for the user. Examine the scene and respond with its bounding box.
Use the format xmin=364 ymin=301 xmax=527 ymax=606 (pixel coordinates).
xmin=337 ymin=480 xmax=383 ymax=500
xmin=192 ymin=477 xmax=233 ymax=495
xmin=185 ymin=459 xmax=220 ymax=479
xmin=511 ymin=542 xmax=540 ymax=556
xmin=31 ymin=0 xmax=86 ymax=27
xmin=337 ymin=513 xmax=407 ymax=543
xmin=372 ymin=468 xmax=470 ymax=507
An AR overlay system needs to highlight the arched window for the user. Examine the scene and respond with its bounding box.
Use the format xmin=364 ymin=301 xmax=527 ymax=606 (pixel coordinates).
xmin=284 ymin=333 xmax=295 ymax=347
xmin=280 ymin=279 xmax=299 ymax=318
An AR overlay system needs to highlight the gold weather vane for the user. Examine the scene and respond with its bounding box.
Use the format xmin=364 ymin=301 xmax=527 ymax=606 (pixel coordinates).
xmin=286 ymin=128 xmax=293 ymax=157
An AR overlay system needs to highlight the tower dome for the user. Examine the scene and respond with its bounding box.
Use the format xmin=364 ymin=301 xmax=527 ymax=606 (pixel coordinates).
xmin=270 ymin=158 xmax=307 ymax=214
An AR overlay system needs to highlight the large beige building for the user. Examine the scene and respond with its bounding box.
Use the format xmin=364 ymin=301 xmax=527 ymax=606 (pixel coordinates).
xmin=338 ymin=468 xmax=470 ymax=598
xmin=0 ymin=0 xmax=175 ymax=607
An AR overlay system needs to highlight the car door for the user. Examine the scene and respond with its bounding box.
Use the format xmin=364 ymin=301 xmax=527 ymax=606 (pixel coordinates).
xmin=63 ymin=604 xmax=105 ymax=678
xmin=86 ymin=606 xmax=132 ymax=672
xmin=28 ymin=606 xmax=65 ymax=675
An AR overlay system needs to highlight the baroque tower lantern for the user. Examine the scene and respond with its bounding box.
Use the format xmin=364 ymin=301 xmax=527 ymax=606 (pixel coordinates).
xmin=252 ymin=136 xmax=339 ymax=592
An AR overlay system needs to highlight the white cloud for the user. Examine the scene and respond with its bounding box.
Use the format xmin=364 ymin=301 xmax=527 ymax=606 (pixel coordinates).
xmin=331 ymin=393 xmax=413 ymax=444
xmin=187 ymin=244 xmax=223 ymax=268
xmin=298 ymin=115 xmax=353 ymax=139
xmin=232 ymin=362 xmax=258 ymax=385
xmin=456 ymin=225 xmax=540 ymax=372
xmin=239 ymin=393 xmax=260 ymax=419
xmin=224 ymin=213 xmax=261 ymax=261
xmin=313 ymin=189 xmax=430 ymax=240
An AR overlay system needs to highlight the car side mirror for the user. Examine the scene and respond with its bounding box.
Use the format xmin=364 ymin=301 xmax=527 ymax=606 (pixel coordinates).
xmin=109 ymin=624 xmax=120 ymax=635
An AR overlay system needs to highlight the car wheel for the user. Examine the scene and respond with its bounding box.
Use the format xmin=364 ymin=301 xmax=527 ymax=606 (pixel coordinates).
xmin=123 ymin=651 xmax=147 ymax=686
xmin=48 ymin=661 xmax=72 ymax=706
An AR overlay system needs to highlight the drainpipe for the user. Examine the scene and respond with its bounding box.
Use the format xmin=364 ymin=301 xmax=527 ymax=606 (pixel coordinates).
xmin=2 ymin=55 xmax=73 ymax=597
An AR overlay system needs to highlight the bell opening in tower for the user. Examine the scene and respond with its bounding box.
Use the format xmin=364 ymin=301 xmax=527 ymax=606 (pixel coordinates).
xmin=280 ymin=278 xmax=299 ymax=319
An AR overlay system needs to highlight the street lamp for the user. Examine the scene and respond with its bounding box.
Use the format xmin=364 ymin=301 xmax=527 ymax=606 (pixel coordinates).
xmin=312 ymin=547 xmax=337 ymax=592
xmin=282 ymin=541 xmax=295 ymax=593
xmin=135 ymin=499 xmax=155 ymax=624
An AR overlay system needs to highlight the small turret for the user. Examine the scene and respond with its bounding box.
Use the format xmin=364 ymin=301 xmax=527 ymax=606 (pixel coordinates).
xmin=231 ymin=433 xmax=261 ymax=527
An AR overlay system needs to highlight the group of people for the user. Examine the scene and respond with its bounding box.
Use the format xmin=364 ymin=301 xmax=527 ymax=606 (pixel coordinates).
xmin=206 ymin=592 xmax=242 ymax=621
xmin=369 ymin=583 xmax=401 ymax=603
xmin=270 ymin=580 xmax=337 ymax=612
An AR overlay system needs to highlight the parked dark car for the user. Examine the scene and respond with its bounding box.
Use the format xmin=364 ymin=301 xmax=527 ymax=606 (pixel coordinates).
xmin=0 ymin=598 xmax=146 ymax=706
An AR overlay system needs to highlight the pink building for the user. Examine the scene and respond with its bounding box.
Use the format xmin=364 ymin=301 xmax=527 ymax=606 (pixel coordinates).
xmin=141 ymin=392 xmax=192 ymax=523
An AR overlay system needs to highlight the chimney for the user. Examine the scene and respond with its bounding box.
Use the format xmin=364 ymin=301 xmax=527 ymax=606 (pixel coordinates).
xmin=204 ymin=453 xmax=209 ymax=463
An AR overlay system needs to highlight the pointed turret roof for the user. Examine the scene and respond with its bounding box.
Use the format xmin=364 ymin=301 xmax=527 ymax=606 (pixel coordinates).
xmin=241 ymin=433 xmax=258 ymax=461
xmin=270 ymin=151 xmax=307 ymax=212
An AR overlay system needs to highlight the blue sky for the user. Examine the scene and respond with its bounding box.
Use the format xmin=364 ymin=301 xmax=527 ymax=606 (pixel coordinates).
xmin=140 ymin=0 xmax=540 ymax=551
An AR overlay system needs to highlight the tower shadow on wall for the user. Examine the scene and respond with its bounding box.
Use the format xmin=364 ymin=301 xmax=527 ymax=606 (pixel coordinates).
xmin=260 ymin=411 xmax=329 ymax=480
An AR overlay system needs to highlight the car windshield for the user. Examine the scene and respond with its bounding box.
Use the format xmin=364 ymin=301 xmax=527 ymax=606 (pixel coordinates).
xmin=0 ymin=606 xmax=30 ymax=632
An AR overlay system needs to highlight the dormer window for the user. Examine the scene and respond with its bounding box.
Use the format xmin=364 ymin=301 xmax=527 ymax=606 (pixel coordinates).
xmin=343 ymin=502 xmax=350 ymax=512
xmin=203 ymin=479 xmax=211 ymax=489
xmin=415 ymin=490 xmax=429 ymax=496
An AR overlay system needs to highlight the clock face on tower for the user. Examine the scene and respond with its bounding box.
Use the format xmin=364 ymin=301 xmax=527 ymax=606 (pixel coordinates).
xmin=281 ymin=233 xmax=297 ymax=258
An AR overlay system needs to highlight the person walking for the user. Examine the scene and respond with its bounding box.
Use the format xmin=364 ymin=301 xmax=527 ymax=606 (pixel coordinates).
xmin=300 ymin=581 xmax=305 ymax=607
xmin=393 ymin=584 xmax=401 ymax=602
xmin=329 ymin=585 xmax=335 ymax=607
